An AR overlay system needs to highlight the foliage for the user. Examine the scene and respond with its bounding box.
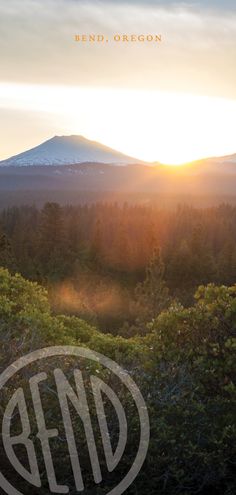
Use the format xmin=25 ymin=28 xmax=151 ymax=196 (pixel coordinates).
xmin=0 ymin=268 xmax=235 ymax=494
xmin=137 ymin=284 xmax=236 ymax=494
xmin=132 ymin=248 xmax=170 ymax=333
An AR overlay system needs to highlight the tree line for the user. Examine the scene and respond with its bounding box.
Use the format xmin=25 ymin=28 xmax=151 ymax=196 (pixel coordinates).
xmin=1 ymin=202 xmax=236 ymax=332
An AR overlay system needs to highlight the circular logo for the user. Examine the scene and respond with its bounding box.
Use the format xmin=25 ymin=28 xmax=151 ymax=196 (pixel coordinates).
xmin=0 ymin=346 xmax=150 ymax=495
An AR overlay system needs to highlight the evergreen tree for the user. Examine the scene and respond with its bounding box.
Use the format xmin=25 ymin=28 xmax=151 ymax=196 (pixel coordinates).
xmin=90 ymin=219 xmax=104 ymax=266
xmin=133 ymin=248 xmax=170 ymax=331
xmin=38 ymin=202 xmax=66 ymax=279
xmin=0 ymin=228 xmax=17 ymax=272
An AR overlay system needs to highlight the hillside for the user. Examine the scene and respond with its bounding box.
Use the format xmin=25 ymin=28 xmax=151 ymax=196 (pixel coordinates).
xmin=0 ymin=135 xmax=142 ymax=167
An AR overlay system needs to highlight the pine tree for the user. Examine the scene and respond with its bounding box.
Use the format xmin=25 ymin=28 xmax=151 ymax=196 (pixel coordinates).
xmin=38 ymin=203 xmax=66 ymax=279
xmin=0 ymin=228 xmax=17 ymax=272
xmin=90 ymin=219 xmax=104 ymax=266
xmin=134 ymin=248 xmax=170 ymax=331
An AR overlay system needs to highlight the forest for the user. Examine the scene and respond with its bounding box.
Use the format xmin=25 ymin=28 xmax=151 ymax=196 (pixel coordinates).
xmin=0 ymin=201 xmax=236 ymax=494
xmin=1 ymin=202 xmax=236 ymax=332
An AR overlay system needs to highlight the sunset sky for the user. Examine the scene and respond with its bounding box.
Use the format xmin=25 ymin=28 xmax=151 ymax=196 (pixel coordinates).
xmin=0 ymin=0 xmax=236 ymax=164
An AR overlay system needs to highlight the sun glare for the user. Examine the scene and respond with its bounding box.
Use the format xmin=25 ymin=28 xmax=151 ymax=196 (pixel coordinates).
xmin=67 ymin=89 xmax=236 ymax=165
xmin=1 ymin=83 xmax=236 ymax=164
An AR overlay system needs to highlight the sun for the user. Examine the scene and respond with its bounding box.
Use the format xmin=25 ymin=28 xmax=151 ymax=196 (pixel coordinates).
xmin=66 ymin=88 xmax=236 ymax=165
xmin=1 ymin=83 xmax=236 ymax=164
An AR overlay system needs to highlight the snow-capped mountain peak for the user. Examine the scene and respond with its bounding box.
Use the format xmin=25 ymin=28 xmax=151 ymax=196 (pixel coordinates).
xmin=0 ymin=135 xmax=142 ymax=167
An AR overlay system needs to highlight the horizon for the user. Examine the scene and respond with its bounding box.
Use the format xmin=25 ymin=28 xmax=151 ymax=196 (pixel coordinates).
xmin=0 ymin=5 xmax=235 ymax=495
xmin=1 ymin=0 xmax=236 ymax=164
xmin=1 ymin=132 xmax=236 ymax=167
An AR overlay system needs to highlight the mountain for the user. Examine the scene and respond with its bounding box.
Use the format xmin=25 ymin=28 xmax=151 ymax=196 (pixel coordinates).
xmin=204 ymin=154 xmax=236 ymax=173
xmin=0 ymin=135 xmax=143 ymax=167
xmin=186 ymin=154 xmax=236 ymax=174
xmin=0 ymin=137 xmax=236 ymax=208
xmin=152 ymin=154 xmax=236 ymax=173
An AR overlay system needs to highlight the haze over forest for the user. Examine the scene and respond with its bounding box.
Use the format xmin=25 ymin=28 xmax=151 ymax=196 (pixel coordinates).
xmin=0 ymin=1 xmax=236 ymax=494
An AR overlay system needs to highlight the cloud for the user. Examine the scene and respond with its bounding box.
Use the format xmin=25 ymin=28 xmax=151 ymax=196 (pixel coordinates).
xmin=1 ymin=83 xmax=236 ymax=163
xmin=0 ymin=0 xmax=236 ymax=99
